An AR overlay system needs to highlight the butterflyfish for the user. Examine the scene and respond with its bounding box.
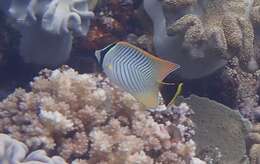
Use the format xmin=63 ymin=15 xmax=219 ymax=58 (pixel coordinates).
xmin=95 ymin=41 xmax=180 ymax=109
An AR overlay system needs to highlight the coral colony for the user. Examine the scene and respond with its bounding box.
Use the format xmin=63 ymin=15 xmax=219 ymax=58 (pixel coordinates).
xmin=144 ymin=0 xmax=258 ymax=79
xmin=0 ymin=67 xmax=205 ymax=163
xmin=7 ymin=0 xmax=94 ymax=65
xmin=1 ymin=0 xmax=260 ymax=163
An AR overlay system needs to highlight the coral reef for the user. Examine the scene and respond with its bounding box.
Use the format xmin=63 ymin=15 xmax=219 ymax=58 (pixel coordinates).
xmin=78 ymin=0 xmax=146 ymax=51
xmin=177 ymin=95 xmax=251 ymax=164
xmin=251 ymin=0 xmax=260 ymax=70
xmin=143 ymin=0 xmax=225 ymax=79
xmin=246 ymin=123 xmax=260 ymax=164
xmin=144 ymin=0 xmax=258 ymax=79
xmin=166 ymin=0 xmax=257 ymax=71
xmin=0 ymin=66 xmax=204 ymax=163
xmin=243 ymin=121 xmax=260 ymax=164
xmin=220 ymin=57 xmax=258 ymax=119
xmin=5 ymin=0 xmax=94 ymax=65
xmin=173 ymin=56 xmax=259 ymax=121
xmin=0 ymin=133 xmax=66 ymax=164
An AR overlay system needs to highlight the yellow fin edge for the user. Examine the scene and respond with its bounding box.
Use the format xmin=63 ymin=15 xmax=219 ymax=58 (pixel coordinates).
xmin=168 ymin=83 xmax=183 ymax=106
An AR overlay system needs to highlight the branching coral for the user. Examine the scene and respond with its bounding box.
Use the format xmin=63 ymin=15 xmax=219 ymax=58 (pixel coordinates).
xmin=0 ymin=133 xmax=66 ymax=164
xmin=0 ymin=66 xmax=204 ymax=163
xmin=144 ymin=0 xmax=258 ymax=79
xmin=6 ymin=0 xmax=94 ymax=65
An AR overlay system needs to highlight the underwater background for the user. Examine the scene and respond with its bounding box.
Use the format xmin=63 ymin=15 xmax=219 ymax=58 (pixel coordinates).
xmin=0 ymin=0 xmax=259 ymax=163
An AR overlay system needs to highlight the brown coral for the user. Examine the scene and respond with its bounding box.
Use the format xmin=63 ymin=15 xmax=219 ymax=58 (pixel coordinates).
xmin=162 ymin=0 xmax=197 ymax=10
xmin=250 ymin=0 xmax=260 ymax=26
xmin=219 ymin=57 xmax=258 ymax=119
xmin=0 ymin=66 xmax=203 ymax=163
xmin=79 ymin=0 xmax=145 ymax=51
xmin=165 ymin=0 xmax=258 ymax=72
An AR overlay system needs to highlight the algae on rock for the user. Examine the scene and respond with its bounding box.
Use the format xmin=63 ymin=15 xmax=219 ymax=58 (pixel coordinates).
xmin=177 ymin=95 xmax=251 ymax=164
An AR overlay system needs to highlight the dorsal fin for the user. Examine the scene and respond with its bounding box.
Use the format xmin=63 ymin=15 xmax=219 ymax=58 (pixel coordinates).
xmin=154 ymin=59 xmax=180 ymax=83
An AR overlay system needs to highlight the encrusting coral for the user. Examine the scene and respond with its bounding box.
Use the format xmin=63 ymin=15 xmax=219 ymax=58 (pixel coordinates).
xmin=0 ymin=66 xmax=205 ymax=163
xmin=0 ymin=133 xmax=67 ymax=164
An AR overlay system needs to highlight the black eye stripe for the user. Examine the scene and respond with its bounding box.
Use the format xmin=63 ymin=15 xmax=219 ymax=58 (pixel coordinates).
xmin=99 ymin=42 xmax=117 ymax=63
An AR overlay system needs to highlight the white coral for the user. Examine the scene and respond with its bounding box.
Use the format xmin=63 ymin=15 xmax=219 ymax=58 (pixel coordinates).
xmin=191 ymin=157 xmax=207 ymax=164
xmin=41 ymin=0 xmax=94 ymax=35
xmin=7 ymin=0 xmax=94 ymax=65
xmin=9 ymin=0 xmax=94 ymax=35
xmin=0 ymin=133 xmax=67 ymax=164
xmin=39 ymin=109 xmax=74 ymax=132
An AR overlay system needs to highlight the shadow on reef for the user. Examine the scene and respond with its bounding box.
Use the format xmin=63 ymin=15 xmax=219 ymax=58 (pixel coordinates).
xmin=0 ymin=10 xmax=39 ymax=100
xmin=161 ymin=68 xmax=235 ymax=108
xmin=162 ymin=57 xmax=259 ymax=122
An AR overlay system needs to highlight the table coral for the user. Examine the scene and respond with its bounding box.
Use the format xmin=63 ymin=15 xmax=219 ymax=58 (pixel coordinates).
xmin=0 ymin=66 xmax=204 ymax=163
xmin=0 ymin=133 xmax=67 ymax=164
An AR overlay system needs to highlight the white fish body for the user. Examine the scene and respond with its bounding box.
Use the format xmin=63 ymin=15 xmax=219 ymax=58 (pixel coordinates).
xmin=95 ymin=41 xmax=180 ymax=109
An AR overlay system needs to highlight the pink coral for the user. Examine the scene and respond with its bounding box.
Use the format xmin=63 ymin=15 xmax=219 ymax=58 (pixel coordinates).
xmin=0 ymin=66 xmax=203 ymax=163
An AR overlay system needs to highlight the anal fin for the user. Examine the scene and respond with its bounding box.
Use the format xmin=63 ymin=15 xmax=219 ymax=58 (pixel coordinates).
xmin=134 ymin=90 xmax=159 ymax=109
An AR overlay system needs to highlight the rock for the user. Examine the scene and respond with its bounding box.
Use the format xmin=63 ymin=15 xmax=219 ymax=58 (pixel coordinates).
xmin=177 ymin=95 xmax=251 ymax=164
